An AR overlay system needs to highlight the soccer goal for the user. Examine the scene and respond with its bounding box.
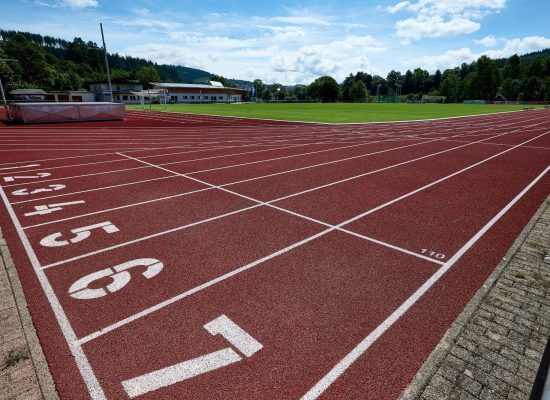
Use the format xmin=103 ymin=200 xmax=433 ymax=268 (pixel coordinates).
xmin=421 ymin=95 xmax=446 ymax=103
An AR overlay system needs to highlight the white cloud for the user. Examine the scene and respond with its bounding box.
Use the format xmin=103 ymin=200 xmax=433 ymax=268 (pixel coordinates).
xmin=113 ymin=18 xmax=182 ymax=30
xmin=35 ymin=0 xmax=98 ymax=8
xmin=387 ymin=1 xmax=411 ymax=13
xmin=61 ymin=0 xmax=97 ymax=9
xmin=270 ymin=35 xmax=386 ymax=82
xmin=271 ymin=16 xmax=330 ymax=26
xmin=257 ymin=25 xmax=309 ymax=41
xmin=414 ymin=48 xmax=477 ymax=71
xmin=475 ymin=35 xmax=497 ymax=47
xmin=396 ymin=16 xmax=479 ymax=43
xmin=482 ymin=36 xmax=550 ymax=58
xmin=413 ymin=35 xmax=550 ymax=71
xmin=386 ymin=0 xmax=507 ymax=42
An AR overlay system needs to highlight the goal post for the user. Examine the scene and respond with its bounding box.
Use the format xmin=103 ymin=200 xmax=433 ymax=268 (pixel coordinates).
xmin=421 ymin=95 xmax=446 ymax=103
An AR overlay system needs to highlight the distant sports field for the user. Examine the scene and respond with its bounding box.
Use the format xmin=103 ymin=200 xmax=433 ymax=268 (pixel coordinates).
xmin=126 ymin=103 xmax=539 ymax=123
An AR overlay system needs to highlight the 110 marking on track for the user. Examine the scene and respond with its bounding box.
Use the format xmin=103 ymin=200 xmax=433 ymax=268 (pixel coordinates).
xmin=420 ymin=248 xmax=446 ymax=260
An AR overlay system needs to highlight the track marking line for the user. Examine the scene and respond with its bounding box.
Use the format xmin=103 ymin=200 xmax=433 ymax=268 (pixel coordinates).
xmin=73 ymin=130 xmax=549 ymax=344
xmin=22 ymin=132 xmax=479 ymax=229
xmin=0 ymin=186 xmax=106 ymax=399
xmin=0 ymin=111 xmax=543 ymax=167
xmin=37 ymin=128 xmax=549 ymax=268
xmin=301 ymin=164 xmax=550 ymax=399
xmin=2 ymin=136 xmax=390 ymax=186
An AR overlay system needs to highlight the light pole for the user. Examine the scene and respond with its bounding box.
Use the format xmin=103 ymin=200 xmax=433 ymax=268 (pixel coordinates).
xmin=100 ymin=23 xmax=113 ymax=102
xmin=0 ymin=57 xmax=17 ymax=121
xmin=0 ymin=77 xmax=11 ymax=121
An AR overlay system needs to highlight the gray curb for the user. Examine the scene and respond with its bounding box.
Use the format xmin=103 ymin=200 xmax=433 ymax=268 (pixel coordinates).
xmin=0 ymin=228 xmax=59 ymax=400
xmin=400 ymin=196 xmax=550 ymax=399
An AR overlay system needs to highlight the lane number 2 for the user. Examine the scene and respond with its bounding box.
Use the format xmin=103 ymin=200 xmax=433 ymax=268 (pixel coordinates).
xmin=69 ymin=258 xmax=163 ymax=300
xmin=4 ymin=172 xmax=51 ymax=182
xmin=40 ymin=221 xmax=119 ymax=247
xmin=122 ymin=315 xmax=263 ymax=398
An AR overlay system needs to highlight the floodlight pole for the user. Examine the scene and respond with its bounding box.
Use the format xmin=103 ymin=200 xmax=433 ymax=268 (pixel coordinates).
xmin=0 ymin=77 xmax=12 ymax=121
xmin=100 ymin=23 xmax=113 ymax=103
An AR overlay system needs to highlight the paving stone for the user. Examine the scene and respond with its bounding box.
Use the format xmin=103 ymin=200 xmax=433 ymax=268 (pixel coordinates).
xmin=400 ymin=198 xmax=550 ymax=400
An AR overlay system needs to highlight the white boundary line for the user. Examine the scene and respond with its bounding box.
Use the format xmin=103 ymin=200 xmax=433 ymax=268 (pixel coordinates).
xmin=0 ymin=109 xmax=542 ymax=168
xmin=129 ymin=107 xmax=546 ymax=126
xmin=0 ymin=186 xmax=106 ymax=399
xmin=301 ymin=164 xmax=550 ymax=399
xmin=22 ymin=132 xmax=483 ymax=229
xmin=35 ymin=129 xmax=550 ymax=268
xmin=72 ymin=129 xmax=549 ymax=344
xmin=7 ymin=114 xmax=547 ymax=189
xmin=0 ymin=137 xmax=381 ymax=177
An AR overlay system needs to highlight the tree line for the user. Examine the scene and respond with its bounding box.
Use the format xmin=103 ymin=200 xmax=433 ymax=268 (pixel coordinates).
xmin=1 ymin=29 xmax=550 ymax=102
xmin=0 ymin=30 xmax=212 ymax=92
xmin=255 ymin=52 xmax=550 ymax=103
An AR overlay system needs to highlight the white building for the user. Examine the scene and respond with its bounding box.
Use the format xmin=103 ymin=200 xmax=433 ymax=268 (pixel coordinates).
xmin=152 ymin=82 xmax=248 ymax=103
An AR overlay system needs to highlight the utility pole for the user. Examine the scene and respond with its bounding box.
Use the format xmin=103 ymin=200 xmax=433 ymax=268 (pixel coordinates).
xmin=0 ymin=57 xmax=17 ymax=121
xmin=100 ymin=23 xmax=113 ymax=102
xmin=0 ymin=77 xmax=12 ymax=121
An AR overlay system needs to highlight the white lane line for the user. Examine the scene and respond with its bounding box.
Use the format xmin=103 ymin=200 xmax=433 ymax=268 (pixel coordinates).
xmin=301 ymin=165 xmax=550 ymax=399
xmin=2 ymin=136 xmax=377 ymax=186
xmin=21 ymin=136 xmax=454 ymax=229
xmin=0 ymin=164 xmax=40 ymax=171
xmin=0 ymin=137 xmax=379 ymax=177
xmin=4 ymin=114 xmax=546 ymax=194
xmin=0 ymin=110 xmax=541 ymax=168
xmin=73 ymin=131 xmax=549 ymax=344
xmin=0 ymin=186 xmax=106 ymax=399
xmin=37 ymin=128 xmax=549 ymax=266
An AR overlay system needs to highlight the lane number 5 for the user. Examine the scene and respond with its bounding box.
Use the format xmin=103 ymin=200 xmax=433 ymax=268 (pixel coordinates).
xmin=40 ymin=221 xmax=119 ymax=247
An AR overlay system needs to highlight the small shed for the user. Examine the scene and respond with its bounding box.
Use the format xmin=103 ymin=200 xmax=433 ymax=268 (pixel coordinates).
xmin=10 ymin=89 xmax=47 ymax=101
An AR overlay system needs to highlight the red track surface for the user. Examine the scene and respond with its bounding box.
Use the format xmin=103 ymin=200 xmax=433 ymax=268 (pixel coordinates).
xmin=0 ymin=109 xmax=549 ymax=399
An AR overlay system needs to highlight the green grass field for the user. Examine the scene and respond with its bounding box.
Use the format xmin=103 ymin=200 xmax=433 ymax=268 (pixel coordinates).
xmin=127 ymin=103 xmax=540 ymax=123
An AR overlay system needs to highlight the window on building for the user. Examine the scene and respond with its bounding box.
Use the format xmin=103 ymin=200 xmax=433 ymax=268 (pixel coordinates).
xmin=191 ymin=96 xmax=194 ymax=99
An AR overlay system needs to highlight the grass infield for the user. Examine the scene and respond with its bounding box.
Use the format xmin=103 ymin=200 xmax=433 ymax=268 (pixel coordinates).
xmin=126 ymin=103 xmax=541 ymax=123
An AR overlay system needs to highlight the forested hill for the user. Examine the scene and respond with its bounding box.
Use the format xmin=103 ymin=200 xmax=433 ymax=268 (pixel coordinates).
xmin=0 ymin=29 xmax=214 ymax=90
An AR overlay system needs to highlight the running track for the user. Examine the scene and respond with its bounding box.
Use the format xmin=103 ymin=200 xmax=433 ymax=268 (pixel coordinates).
xmin=0 ymin=109 xmax=549 ymax=399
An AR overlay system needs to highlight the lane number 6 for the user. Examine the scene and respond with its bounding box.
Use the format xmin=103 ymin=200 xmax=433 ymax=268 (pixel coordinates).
xmin=69 ymin=258 xmax=164 ymax=300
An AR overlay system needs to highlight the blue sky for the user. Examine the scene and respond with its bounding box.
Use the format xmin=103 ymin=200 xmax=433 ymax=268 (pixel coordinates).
xmin=2 ymin=0 xmax=550 ymax=84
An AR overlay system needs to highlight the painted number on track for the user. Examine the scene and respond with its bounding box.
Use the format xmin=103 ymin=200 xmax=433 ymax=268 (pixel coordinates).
xmin=121 ymin=315 xmax=263 ymax=398
xmin=24 ymin=200 xmax=85 ymax=217
xmin=40 ymin=221 xmax=119 ymax=247
xmin=12 ymin=184 xmax=66 ymax=196
xmin=69 ymin=258 xmax=163 ymax=300
xmin=421 ymin=249 xmax=446 ymax=260
xmin=4 ymin=172 xmax=51 ymax=182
